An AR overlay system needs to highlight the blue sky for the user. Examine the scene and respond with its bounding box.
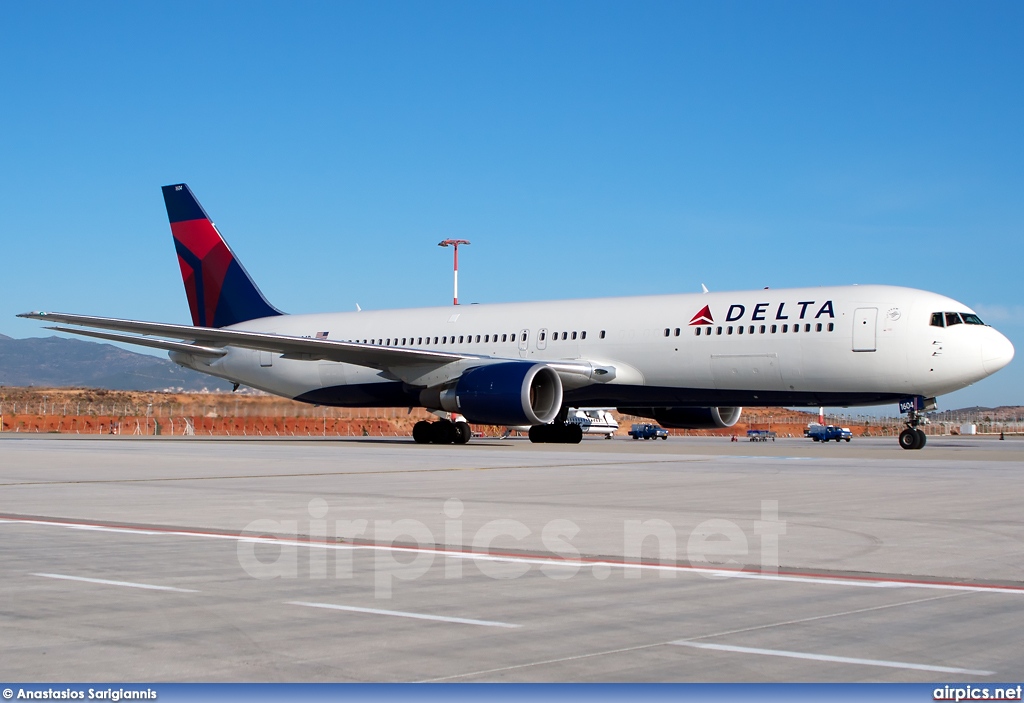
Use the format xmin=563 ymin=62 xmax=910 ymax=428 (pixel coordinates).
xmin=1 ymin=2 xmax=1021 ymax=410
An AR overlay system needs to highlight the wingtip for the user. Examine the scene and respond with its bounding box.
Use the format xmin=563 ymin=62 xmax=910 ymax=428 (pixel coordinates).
xmin=17 ymin=311 xmax=45 ymax=319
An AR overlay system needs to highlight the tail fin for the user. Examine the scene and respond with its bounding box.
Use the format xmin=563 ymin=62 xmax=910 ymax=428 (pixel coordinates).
xmin=162 ymin=184 xmax=283 ymax=328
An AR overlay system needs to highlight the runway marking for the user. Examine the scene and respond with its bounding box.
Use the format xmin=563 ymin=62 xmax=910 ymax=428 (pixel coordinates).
xmin=287 ymin=601 xmax=520 ymax=628
xmin=420 ymin=641 xmax=671 ymax=682
xmin=32 ymin=572 xmax=199 ymax=593
xmin=682 ymin=590 xmax=972 ymax=643
xmin=669 ymin=641 xmax=994 ymax=676
xmin=0 ymin=458 xmax=707 ymax=487
xmin=421 ymin=592 xmax=978 ymax=682
xmin=6 ymin=515 xmax=1024 ymax=595
xmin=66 ymin=524 xmax=159 ymax=536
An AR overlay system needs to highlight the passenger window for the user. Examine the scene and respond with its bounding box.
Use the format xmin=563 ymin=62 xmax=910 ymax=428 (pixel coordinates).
xmin=816 ymin=323 xmax=822 ymax=332
xmin=805 ymin=324 xmax=811 ymax=332
xmin=674 ymin=328 xmax=680 ymax=336
xmin=945 ymin=312 xmax=963 ymax=326
xmin=781 ymin=324 xmax=788 ymax=333
xmin=827 ymin=323 xmax=834 ymax=332
xmin=572 ymin=331 xmax=577 ymax=340
xmin=930 ymin=312 xmax=945 ymax=327
xmin=581 ymin=331 xmax=587 ymax=340
xmin=401 ymin=338 xmax=406 ymax=345
xmin=694 ymin=328 xmax=701 ymax=337
xmin=716 ymin=326 xmax=723 ymax=335
xmin=664 ymin=328 xmax=670 ymax=337
xmin=727 ymin=326 xmax=733 ymax=335
xmin=770 ymin=325 xmax=777 ymax=333
xmin=749 ymin=326 xmax=755 ymax=334
xmin=737 ymin=326 xmax=744 ymax=335
xmin=759 ymin=325 xmax=766 ymax=334
xmin=475 ymin=335 xmax=480 ymax=343
xmin=501 ymin=334 xmax=507 ymax=342
xmin=560 ymin=332 xmax=566 ymax=340
xmin=600 ymin=330 xmax=606 ymax=339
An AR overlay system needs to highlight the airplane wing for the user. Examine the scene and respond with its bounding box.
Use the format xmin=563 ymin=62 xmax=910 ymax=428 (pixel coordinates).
xmin=19 ymin=311 xmax=610 ymax=387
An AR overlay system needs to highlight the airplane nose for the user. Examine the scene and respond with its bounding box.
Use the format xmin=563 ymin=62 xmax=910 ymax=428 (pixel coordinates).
xmin=982 ymin=330 xmax=1015 ymax=375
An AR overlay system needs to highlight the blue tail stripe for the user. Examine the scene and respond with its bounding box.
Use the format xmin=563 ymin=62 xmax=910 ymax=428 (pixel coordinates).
xmin=213 ymin=260 xmax=283 ymax=328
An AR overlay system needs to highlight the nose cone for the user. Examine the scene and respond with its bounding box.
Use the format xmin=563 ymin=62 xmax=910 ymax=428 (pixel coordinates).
xmin=982 ymin=330 xmax=1015 ymax=375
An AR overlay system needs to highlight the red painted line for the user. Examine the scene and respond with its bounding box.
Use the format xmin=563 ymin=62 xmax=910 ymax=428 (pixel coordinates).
xmin=3 ymin=514 xmax=1023 ymax=594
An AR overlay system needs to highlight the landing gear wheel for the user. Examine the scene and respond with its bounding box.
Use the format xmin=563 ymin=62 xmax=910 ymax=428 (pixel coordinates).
xmin=454 ymin=422 xmax=472 ymax=445
xmin=915 ymin=428 xmax=927 ymax=449
xmin=412 ymin=421 xmax=432 ymax=444
xmin=431 ymin=419 xmax=456 ymax=444
xmin=566 ymin=424 xmax=583 ymax=444
xmin=899 ymin=428 xmax=919 ymax=450
xmin=529 ymin=423 xmax=583 ymax=444
xmin=528 ymin=425 xmax=548 ymax=443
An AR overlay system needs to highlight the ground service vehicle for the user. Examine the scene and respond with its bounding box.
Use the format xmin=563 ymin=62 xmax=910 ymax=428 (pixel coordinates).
xmin=629 ymin=423 xmax=669 ymax=440
xmin=805 ymin=424 xmax=853 ymax=442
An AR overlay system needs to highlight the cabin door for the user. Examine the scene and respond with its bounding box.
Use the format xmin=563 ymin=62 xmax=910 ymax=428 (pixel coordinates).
xmin=853 ymin=308 xmax=877 ymax=352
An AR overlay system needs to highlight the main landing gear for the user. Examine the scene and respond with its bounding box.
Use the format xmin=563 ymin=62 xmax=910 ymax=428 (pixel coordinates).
xmin=898 ymin=408 xmax=928 ymax=451
xmin=528 ymin=423 xmax=584 ymax=444
xmin=412 ymin=419 xmax=471 ymax=445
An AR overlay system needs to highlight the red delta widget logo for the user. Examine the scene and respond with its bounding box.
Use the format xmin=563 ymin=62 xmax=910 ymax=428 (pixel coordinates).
xmin=689 ymin=300 xmax=836 ymax=326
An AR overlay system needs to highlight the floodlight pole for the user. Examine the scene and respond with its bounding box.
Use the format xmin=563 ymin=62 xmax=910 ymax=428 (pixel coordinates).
xmin=438 ymin=239 xmax=470 ymax=305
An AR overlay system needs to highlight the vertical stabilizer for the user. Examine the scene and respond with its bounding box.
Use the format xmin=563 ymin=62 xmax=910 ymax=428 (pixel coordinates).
xmin=162 ymin=184 xmax=282 ymax=328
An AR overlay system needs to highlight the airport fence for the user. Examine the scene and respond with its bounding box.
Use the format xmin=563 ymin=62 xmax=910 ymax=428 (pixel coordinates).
xmin=1 ymin=397 xmax=1020 ymax=437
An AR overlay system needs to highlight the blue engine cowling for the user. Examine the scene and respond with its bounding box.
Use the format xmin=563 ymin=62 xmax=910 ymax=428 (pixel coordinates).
xmin=429 ymin=362 xmax=563 ymax=426
xmin=619 ymin=406 xmax=742 ymax=429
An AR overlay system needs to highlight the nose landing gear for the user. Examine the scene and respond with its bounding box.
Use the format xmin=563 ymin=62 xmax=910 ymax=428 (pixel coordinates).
xmin=898 ymin=427 xmax=927 ymax=450
xmin=898 ymin=406 xmax=929 ymax=450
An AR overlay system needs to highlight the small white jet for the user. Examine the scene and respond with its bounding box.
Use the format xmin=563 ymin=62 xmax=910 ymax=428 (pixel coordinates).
xmin=20 ymin=184 xmax=1014 ymax=449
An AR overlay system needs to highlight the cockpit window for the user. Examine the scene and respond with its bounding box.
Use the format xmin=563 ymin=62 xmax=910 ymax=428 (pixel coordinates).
xmin=931 ymin=311 xmax=985 ymax=328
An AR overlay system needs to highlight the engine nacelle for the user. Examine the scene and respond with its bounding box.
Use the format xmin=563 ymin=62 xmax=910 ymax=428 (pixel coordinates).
xmin=619 ymin=406 xmax=742 ymax=429
xmin=420 ymin=362 xmax=563 ymax=426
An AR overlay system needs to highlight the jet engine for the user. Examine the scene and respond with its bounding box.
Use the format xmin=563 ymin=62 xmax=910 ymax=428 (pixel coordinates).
xmin=619 ymin=406 xmax=742 ymax=429
xmin=420 ymin=362 xmax=563 ymax=426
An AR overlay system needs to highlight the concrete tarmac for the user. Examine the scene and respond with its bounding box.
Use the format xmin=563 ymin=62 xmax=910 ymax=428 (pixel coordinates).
xmin=1 ymin=435 xmax=1022 ymax=682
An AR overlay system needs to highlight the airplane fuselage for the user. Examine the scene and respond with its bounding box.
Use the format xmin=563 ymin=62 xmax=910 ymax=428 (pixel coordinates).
xmin=173 ymin=284 xmax=1013 ymax=410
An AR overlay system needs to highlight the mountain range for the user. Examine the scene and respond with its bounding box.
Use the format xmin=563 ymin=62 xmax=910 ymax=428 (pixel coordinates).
xmin=0 ymin=335 xmax=233 ymax=391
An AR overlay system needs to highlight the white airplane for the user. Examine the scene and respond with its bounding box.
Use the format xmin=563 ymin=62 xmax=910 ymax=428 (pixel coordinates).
xmin=19 ymin=184 xmax=1014 ymax=450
